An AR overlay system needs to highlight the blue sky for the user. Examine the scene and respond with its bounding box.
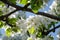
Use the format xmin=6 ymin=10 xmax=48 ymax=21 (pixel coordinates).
xmin=0 ymin=0 xmax=60 ymax=40
xmin=40 ymin=0 xmax=54 ymax=12
xmin=0 ymin=28 xmax=5 ymax=38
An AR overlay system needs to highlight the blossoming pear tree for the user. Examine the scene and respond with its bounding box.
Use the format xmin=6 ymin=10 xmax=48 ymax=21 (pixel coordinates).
xmin=0 ymin=0 xmax=60 ymax=40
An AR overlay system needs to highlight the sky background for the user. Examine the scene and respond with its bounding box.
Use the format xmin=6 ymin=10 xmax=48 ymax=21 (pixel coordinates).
xmin=0 ymin=0 xmax=60 ymax=40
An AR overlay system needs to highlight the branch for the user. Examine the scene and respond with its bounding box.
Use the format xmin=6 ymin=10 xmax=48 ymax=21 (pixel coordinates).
xmin=0 ymin=10 xmax=18 ymax=27
xmin=4 ymin=3 xmax=30 ymax=17
xmin=0 ymin=16 xmax=14 ymax=27
xmin=24 ymin=3 xmax=30 ymax=8
xmin=0 ymin=0 xmax=24 ymax=10
xmin=46 ymin=25 xmax=60 ymax=35
xmin=6 ymin=21 xmax=14 ymax=27
xmin=0 ymin=0 xmax=60 ymax=21
xmin=4 ymin=9 xmax=19 ymax=17
xmin=0 ymin=9 xmax=18 ymax=20
xmin=36 ymin=12 xmax=60 ymax=21
xmin=5 ymin=17 xmax=14 ymax=27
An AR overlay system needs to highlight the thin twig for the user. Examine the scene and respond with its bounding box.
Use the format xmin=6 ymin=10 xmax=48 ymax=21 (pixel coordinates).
xmin=24 ymin=3 xmax=30 ymax=8
xmin=46 ymin=25 xmax=60 ymax=35
xmin=5 ymin=10 xmax=19 ymax=17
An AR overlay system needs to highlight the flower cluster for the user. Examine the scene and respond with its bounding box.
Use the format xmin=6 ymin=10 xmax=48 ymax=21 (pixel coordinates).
xmin=2 ymin=15 xmax=57 ymax=40
xmin=48 ymin=0 xmax=60 ymax=16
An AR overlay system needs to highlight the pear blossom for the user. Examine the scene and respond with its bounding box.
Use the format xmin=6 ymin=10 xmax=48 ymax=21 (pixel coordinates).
xmin=2 ymin=14 xmax=58 ymax=40
xmin=49 ymin=0 xmax=57 ymax=10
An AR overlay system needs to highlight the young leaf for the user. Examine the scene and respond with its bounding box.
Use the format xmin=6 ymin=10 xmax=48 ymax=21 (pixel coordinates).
xmin=6 ymin=28 xmax=12 ymax=37
xmin=0 ymin=11 xmax=3 ymax=16
xmin=36 ymin=31 xmax=46 ymax=38
xmin=12 ymin=27 xmax=19 ymax=32
xmin=36 ymin=32 xmax=42 ymax=38
xmin=0 ymin=1 xmax=5 ymax=7
xmin=0 ymin=21 xmax=4 ymax=28
xmin=28 ymin=27 xmax=35 ymax=34
xmin=8 ymin=0 xmax=16 ymax=4
xmin=31 ymin=0 xmax=43 ymax=13
xmin=20 ymin=0 xmax=28 ymax=4
xmin=48 ymin=21 xmax=58 ymax=29
xmin=8 ymin=18 xmax=17 ymax=25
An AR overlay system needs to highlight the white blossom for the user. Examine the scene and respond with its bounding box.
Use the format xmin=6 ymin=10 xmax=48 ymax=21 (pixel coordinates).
xmin=49 ymin=0 xmax=57 ymax=10
xmin=2 ymin=15 xmax=57 ymax=40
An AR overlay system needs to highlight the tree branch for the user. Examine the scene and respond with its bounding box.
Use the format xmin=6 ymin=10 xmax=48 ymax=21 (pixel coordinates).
xmin=36 ymin=12 xmax=60 ymax=21
xmin=4 ymin=9 xmax=19 ymax=17
xmin=5 ymin=17 xmax=14 ymax=27
xmin=46 ymin=25 xmax=60 ymax=35
xmin=24 ymin=3 xmax=30 ymax=8
xmin=0 ymin=16 xmax=14 ymax=27
xmin=0 ymin=9 xmax=18 ymax=20
xmin=1 ymin=0 xmax=60 ymax=21
xmin=0 ymin=10 xmax=18 ymax=27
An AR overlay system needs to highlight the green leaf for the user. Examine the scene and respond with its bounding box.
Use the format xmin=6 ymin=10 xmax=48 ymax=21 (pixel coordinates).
xmin=48 ymin=21 xmax=58 ymax=29
xmin=8 ymin=18 xmax=17 ymax=25
xmin=44 ymin=0 xmax=49 ymax=3
xmin=6 ymin=27 xmax=20 ymax=36
xmin=0 ymin=21 xmax=4 ymax=28
xmin=6 ymin=28 xmax=12 ymax=37
xmin=8 ymin=0 xmax=16 ymax=4
xmin=36 ymin=32 xmax=46 ymax=38
xmin=12 ymin=27 xmax=19 ymax=32
xmin=28 ymin=27 xmax=35 ymax=34
xmin=20 ymin=0 xmax=28 ymax=4
xmin=31 ymin=0 xmax=43 ymax=13
xmin=0 ymin=1 xmax=5 ymax=7
xmin=36 ymin=32 xmax=42 ymax=37
xmin=0 ymin=11 xmax=3 ymax=16
xmin=48 ymin=23 xmax=52 ymax=29
xmin=48 ymin=36 xmax=54 ymax=40
xmin=0 ymin=1 xmax=5 ymax=11
xmin=51 ymin=22 xmax=56 ymax=32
